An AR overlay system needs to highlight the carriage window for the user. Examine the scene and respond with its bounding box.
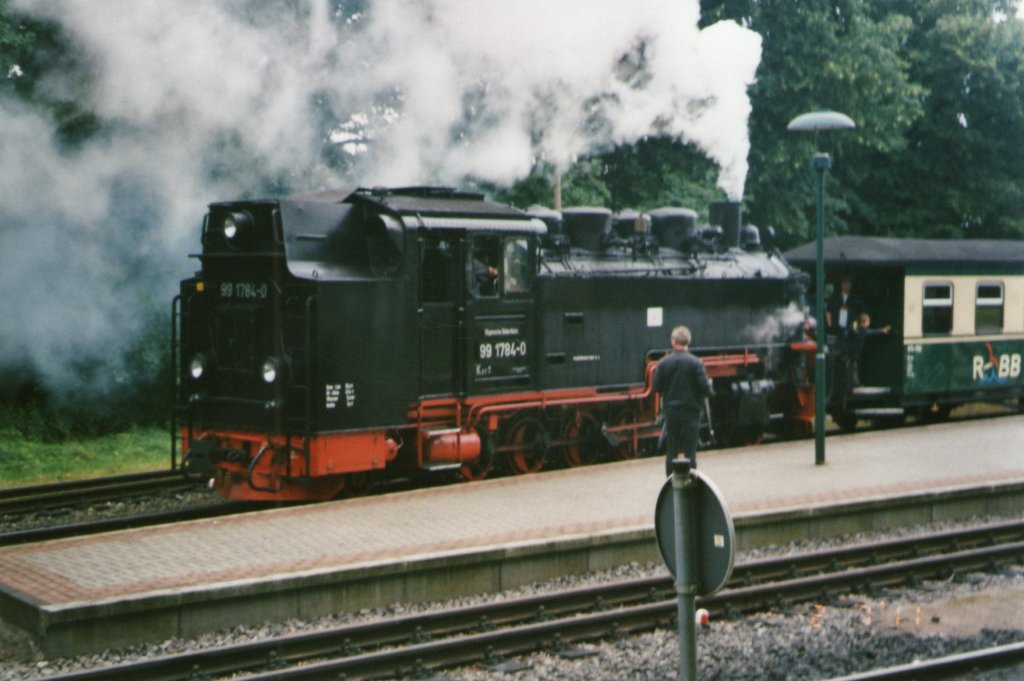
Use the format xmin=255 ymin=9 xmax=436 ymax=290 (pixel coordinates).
xmin=975 ymin=282 xmax=1004 ymax=334
xmin=503 ymin=237 xmax=531 ymax=295
xmin=922 ymin=282 xmax=953 ymax=335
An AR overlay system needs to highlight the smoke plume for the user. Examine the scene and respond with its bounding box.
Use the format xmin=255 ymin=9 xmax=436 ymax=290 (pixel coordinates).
xmin=1 ymin=0 xmax=760 ymax=398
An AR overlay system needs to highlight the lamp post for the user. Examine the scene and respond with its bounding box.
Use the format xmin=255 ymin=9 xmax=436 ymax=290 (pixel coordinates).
xmin=786 ymin=110 xmax=855 ymax=466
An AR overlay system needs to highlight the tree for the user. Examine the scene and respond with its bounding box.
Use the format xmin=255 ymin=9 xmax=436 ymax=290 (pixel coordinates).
xmin=867 ymin=0 xmax=1024 ymax=238
xmin=0 ymin=0 xmax=36 ymax=96
xmin=706 ymin=0 xmax=1024 ymax=243
xmin=601 ymin=138 xmax=724 ymax=215
xmin=701 ymin=0 xmax=925 ymax=246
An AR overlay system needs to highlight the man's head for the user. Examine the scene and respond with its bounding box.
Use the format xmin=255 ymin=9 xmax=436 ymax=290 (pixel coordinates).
xmin=858 ymin=312 xmax=871 ymax=329
xmin=840 ymin=276 xmax=853 ymax=295
xmin=671 ymin=325 xmax=691 ymax=349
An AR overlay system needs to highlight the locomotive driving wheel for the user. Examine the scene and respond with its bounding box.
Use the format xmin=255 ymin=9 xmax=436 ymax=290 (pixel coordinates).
xmin=560 ymin=410 xmax=600 ymax=467
xmin=504 ymin=415 xmax=548 ymax=475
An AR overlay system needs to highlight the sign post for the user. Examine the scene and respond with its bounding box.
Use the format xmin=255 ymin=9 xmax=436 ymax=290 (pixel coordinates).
xmin=655 ymin=459 xmax=735 ymax=681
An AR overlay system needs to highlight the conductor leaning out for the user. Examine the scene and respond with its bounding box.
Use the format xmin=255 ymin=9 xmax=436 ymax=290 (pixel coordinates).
xmin=654 ymin=325 xmax=713 ymax=476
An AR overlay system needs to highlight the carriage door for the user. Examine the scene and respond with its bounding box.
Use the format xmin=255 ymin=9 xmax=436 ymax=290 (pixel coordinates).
xmin=465 ymin=233 xmax=536 ymax=394
xmin=418 ymin=233 xmax=465 ymax=396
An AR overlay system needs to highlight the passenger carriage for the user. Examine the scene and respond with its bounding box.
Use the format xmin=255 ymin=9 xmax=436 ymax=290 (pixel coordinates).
xmin=785 ymin=236 xmax=1024 ymax=429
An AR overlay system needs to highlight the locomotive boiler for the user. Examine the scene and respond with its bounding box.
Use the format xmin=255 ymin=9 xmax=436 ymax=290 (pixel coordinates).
xmin=174 ymin=186 xmax=810 ymax=501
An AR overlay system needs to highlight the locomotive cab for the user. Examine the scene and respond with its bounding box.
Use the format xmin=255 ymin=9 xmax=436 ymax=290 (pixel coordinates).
xmin=418 ymin=227 xmax=542 ymax=398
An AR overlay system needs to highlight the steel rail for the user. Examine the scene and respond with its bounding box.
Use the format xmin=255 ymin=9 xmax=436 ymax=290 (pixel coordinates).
xmin=38 ymin=522 xmax=1024 ymax=681
xmin=0 ymin=501 xmax=248 ymax=547
xmin=0 ymin=469 xmax=181 ymax=501
xmin=827 ymin=641 xmax=1024 ymax=680
xmin=0 ymin=469 xmax=193 ymax=516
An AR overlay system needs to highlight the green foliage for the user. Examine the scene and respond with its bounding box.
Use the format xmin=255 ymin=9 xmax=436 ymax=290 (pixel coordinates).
xmin=490 ymin=165 xmax=557 ymax=209
xmin=601 ymin=138 xmax=725 ymax=215
xmin=0 ymin=0 xmax=33 ymax=90
xmin=560 ymin=159 xmax=613 ymax=207
xmin=0 ymin=315 xmax=172 ymax=442
xmin=700 ymin=0 xmax=1024 ymax=243
xmin=870 ymin=0 xmax=1024 ymax=238
xmin=0 ymin=426 xmax=170 ymax=486
xmin=0 ymin=0 xmax=104 ymax=150
xmin=734 ymin=0 xmax=926 ymax=244
xmin=495 ymin=138 xmax=724 ymax=216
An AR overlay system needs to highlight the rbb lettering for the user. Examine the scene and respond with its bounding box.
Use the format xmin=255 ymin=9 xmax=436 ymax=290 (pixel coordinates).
xmin=1002 ymin=353 xmax=1021 ymax=378
xmin=972 ymin=353 xmax=1022 ymax=380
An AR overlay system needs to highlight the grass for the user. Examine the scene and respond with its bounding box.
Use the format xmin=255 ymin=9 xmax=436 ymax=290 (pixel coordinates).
xmin=0 ymin=427 xmax=172 ymax=488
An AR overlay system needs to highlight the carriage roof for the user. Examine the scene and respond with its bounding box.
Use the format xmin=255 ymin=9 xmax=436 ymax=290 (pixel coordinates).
xmin=784 ymin=236 xmax=1024 ymax=269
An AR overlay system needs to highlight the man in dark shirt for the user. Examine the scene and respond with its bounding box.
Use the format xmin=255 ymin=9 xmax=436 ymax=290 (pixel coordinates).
xmin=825 ymin=276 xmax=864 ymax=336
xmin=654 ymin=325 xmax=712 ymax=475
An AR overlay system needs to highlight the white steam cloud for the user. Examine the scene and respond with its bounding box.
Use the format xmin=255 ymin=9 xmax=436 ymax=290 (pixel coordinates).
xmin=1 ymin=0 xmax=760 ymax=397
xmin=743 ymin=302 xmax=808 ymax=345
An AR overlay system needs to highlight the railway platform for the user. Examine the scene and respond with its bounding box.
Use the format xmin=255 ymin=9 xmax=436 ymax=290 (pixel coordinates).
xmin=1 ymin=415 xmax=1023 ymax=657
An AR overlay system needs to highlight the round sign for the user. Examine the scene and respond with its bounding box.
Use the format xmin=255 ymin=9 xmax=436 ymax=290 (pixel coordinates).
xmin=654 ymin=470 xmax=735 ymax=596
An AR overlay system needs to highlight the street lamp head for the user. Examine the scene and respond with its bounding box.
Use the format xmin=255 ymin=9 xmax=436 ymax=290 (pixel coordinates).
xmin=787 ymin=110 xmax=855 ymax=132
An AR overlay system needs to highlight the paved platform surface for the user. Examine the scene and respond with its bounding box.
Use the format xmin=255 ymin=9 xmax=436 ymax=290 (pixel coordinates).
xmin=0 ymin=415 xmax=1022 ymax=655
xmin=2 ymin=416 xmax=1022 ymax=611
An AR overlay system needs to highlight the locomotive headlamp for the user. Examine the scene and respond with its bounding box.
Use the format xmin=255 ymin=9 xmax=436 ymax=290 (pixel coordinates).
xmin=221 ymin=211 xmax=253 ymax=247
xmin=189 ymin=353 xmax=209 ymax=380
xmin=261 ymin=357 xmax=280 ymax=384
xmin=223 ymin=216 xmax=239 ymax=240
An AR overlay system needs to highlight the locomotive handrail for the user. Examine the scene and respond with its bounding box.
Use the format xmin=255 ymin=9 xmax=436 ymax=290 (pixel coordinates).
xmin=303 ymin=295 xmax=315 ymax=480
xmin=456 ymin=346 xmax=762 ymax=430
xmin=170 ymin=294 xmax=181 ymax=471
xmin=554 ymin=263 xmax=703 ymax=278
xmin=463 ymin=361 xmax=658 ymax=430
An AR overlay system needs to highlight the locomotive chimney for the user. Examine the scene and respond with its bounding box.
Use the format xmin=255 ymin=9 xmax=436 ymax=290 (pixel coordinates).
xmin=710 ymin=201 xmax=743 ymax=249
xmin=561 ymin=207 xmax=612 ymax=251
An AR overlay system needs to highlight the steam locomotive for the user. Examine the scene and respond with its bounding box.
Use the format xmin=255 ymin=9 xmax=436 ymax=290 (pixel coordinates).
xmin=174 ymin=186 xmax=811 ymax=501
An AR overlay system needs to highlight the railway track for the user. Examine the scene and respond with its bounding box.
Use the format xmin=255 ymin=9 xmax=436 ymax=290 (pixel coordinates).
xmin=0 ymin=469 xmax=196 ymax=516
xmin=831 ymin=641 xmax=1024 ymax=680
xmin=40 ymin=519 xmax=1024 ymax=681
xmin=0 ymin=501 xmax=250 ymax=547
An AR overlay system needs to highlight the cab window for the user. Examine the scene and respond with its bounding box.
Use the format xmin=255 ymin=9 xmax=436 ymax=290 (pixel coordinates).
xmin=503 ymin=237 xmax=531 ymax=295
xmin=922 ymin=282 xmax=953 ymax=335
xmin=469 ymin=235 xmax=501 ymax=297
xmin=975 ymin=282 xmax=1004 ymax=334
xmin=468 ymin=235 xmax=533 ymax=298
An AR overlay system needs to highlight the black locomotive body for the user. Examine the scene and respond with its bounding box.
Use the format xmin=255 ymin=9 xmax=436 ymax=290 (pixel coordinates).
xmin=175 ymin=187 xmax=810 ymax=501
